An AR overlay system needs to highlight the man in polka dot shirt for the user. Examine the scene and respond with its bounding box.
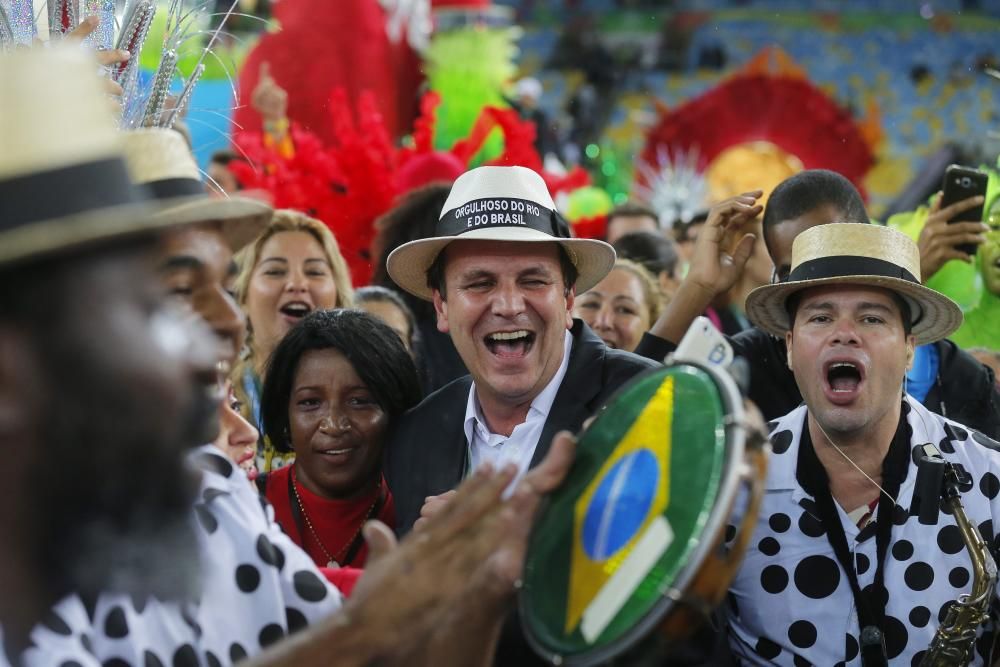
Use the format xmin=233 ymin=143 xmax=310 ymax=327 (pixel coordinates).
xmin=726 ymin=222 xmax=1000 ymax=665
xmin=0 ymin=48 xmax=578 ymax=667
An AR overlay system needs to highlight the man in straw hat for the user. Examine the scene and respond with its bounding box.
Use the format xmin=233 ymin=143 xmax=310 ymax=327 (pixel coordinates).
xmin=384 ymin=165 xmax=656 ymax=537
xmin=724 ymin=222 xmax=1000 ymax=665
xmin=635 ymin=169 xmax=1000 ymax=438
xmin=0 ymin=46 xmax=577 ymax=666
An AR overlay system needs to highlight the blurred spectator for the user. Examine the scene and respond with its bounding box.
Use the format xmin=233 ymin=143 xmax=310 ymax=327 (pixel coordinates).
xmin=355 ymin=285 xmax=418 ymax=356
xmin=510 ymin=77 xmax=560 ymax=159
xmin=574 ymin=258 xmax=663 ymax=352
xmin=206 ymin=149 xmax=245 ymax=195
xmin=371 ymin=183 xmax=468 ymax=394
xmin=605 ymin=202 xmax=660 ymax=244
xmin=672 ymin=209 xmax=708 ymax=269
xmin=612 ymin=230 xmax=681 ymax=301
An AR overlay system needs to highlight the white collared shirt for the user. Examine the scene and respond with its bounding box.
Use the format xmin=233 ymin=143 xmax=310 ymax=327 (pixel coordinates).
xmin=463 ymin=330 xmax=573 ymax=484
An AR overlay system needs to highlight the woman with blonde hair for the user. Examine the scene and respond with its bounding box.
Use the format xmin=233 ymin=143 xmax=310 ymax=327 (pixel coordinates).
xmin=233 ymin=209 xmax=354 ymax=472
xmin=573 ymin=258 xmax=664 ymax=353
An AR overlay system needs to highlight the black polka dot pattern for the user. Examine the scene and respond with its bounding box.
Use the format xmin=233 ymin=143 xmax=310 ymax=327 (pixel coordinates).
xmin=286 ymin=607 xmax=309 ymax=634
xmin=769 ymin=513 xmax=791 ymax=533
xmin=892 ymin=539 xmax=914 ymax=561
xmin=236 ymin=564 xmax=261 ymax=593
xmin=172 ymin=645 xmax=198 ymax=667
xmin=936 ymin=523 xmax=963 ymax=554
xmin=104 ymin=606 xmax=128 ymax=639
xmin=855 ymin=552 xmax=870 ymax=575
xmin=761 ymin=565 xmax=789 ymax=594
xmin=788 ymin=620 xmax=817 ymax=649
xmin=41 ymin=609 xmax=73 ymax=636
xmin=904 ymin=562 xmax=934 ymax=591
xmin=143 ymin=652 xmax=164 ymax=667
xmin=292 ymin=570 xmax=328 ymax=602
xmin=229 ymin=643 xmax=248 ymax=663
xmin=845 ymin=633 xmax=859 ymax=661
xmin=754 ymin=637 xmax=781 ymax=659
xmin=883 ymin=615 xmax=909 ymax=659
xmin=257 ymin=534 xmax=285 ymax=570
xmin=798 ymin=510 xmax=825 ymax=538
xmin=205 ymin=652 xmax=223 ymax=667
xmin=759 ymin=536 xmax=780 ymax=556
xmin=258 ymin=623 xmax=285 ymax=648
xmin=909 ymin=606 xmax=930 ymax=627
xmin=793 ymin=555 xmax=840 ymax=599
xmin=194 ymin=504 xmax=218 ymax=534
xmin=982 ymin=472 xmax=1000 ymax=500
xmin=948 ymin=566 xmax=970 ymax=588
xmin=771 ymin=430 xmax=793 ymax=455
xmin=202 ymin=487 xmax=229 ymax=504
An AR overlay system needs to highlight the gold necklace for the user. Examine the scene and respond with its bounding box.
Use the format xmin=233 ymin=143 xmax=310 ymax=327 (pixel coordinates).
xmin=291 ymin=469 xmax=380 ymax=568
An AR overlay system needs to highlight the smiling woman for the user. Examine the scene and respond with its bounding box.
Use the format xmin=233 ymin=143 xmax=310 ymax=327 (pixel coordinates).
xmin=232 ymin=210 xmax=354 ymax=472
xmin=257 ymin=309 xmax=422 ymax=569
xmin=574 ymin=259 xmax=663 ymax=352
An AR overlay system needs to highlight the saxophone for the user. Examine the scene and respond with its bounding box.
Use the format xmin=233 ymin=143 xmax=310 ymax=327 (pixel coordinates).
xmin=919 ymin=448 xmax=998 ymax=666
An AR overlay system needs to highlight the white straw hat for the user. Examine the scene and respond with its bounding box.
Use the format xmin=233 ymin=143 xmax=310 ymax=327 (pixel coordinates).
xmin=0 ymin=46 xmax=183 ymax=267
xmin=386 ymin=166 xmax=616 ymax=300
xmin=122 ymin=128 xmax=272 ymax=252
xmin=745 ymin=223 xmax=963 ymax=345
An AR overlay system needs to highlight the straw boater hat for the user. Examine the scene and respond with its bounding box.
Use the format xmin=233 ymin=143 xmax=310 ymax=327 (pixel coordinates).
xmin=745 ymin=223 xmax=963 ymax=346
xmin=0 ymin=47 xmax=180 ymax=267
xmin=121 ymin=128 xmax=272 ymax=252
xmin=386 ymin=165 xmax=616 ymax=300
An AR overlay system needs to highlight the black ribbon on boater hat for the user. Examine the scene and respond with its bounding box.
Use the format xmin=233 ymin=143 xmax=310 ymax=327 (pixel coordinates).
xmin=788 ymin=255 xmax=919 ymax=286
xmin=0 ymin=157 xmax=143 ymax=228
xmin=437 ymin=197 xmax=571 ymax=239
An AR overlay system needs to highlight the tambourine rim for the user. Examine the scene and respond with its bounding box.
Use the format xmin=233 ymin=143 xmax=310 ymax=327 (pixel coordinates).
xmin=519 ymin=359 xmax=748 ymax=666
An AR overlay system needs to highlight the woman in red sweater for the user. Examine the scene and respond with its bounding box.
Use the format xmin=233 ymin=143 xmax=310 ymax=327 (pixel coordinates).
xmin=256 ymin=308 xmax=421 ymax=571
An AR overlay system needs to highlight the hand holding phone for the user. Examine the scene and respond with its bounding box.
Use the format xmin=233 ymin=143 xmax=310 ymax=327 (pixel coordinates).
xmin=939 ymin=164 xmax=988 ymax=257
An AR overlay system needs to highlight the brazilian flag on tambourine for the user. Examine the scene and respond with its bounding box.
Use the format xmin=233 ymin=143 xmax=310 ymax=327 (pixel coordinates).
xmin=521 ymin=365 xmax=729 ymax=658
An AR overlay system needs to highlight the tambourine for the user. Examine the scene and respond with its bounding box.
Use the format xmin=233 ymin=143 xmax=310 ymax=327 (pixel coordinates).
xmin=520 ymin=360 xmax=769 ymax=665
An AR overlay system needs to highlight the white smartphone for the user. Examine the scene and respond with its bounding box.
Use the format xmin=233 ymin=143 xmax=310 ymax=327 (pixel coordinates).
xmin=673 ymin=316 xmax=734 ymax=369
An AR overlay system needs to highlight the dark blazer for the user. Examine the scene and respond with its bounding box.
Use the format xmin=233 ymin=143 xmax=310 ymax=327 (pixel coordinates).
xmin=385 ymin=319 xmax=658 ymax=536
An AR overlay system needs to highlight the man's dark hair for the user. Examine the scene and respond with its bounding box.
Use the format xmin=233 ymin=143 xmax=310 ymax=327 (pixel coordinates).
xmin=354 ymin=285 xmax=418 ymax=349
xmin=762 ymin=169 xmax=868 ymax=235
xmin=607 ymin=202 xmax=660 ymax=228
xmin=612 ymin=231 xmax=679 ymax=279
xmin=673 ymin=210 xmax=709 ymax=243
xmin=785 ymin=288 xmax=914 ymax=337
xmin=371 ymin=183 xmax=453 ymax=321
xmin=425 ymin=243 xmax=579 ymax=299
xmin=261 ymin=309 xmax=422 ymax=453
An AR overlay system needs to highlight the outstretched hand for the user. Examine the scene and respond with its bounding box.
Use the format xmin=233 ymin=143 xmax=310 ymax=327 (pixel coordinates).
xmin=251 ymin=62 xmax=288 ymax=124
xmin=918 ymin=192 xmax=987 ymax=280
xmin=346 ymin=431 xmax=577 ymax=663
xmin=685 ymin=191 xmax=764 ymax=298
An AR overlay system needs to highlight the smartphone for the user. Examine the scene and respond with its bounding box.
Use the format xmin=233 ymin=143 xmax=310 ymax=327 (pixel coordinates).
xmin=940 ymin=164 xmax=988 ymax=256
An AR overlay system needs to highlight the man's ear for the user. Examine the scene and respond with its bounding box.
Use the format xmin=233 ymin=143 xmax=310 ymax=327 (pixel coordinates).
xmin=432 ymin=289 xmax=450 ymax=334
xmin=564 ymin=285 xmax=576 ymax=329
xmin=905 ymin=335 xmax=916 ymax=371
xmin=784 ymin=331 xmax=794 ymax=369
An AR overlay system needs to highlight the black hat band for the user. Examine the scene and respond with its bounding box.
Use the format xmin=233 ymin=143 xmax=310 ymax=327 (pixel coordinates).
xmin=437 ymin=197 xmax=570 ymax=239
xmin=788 ymin=255 xmax=918 ymax=285
xmin=0 ymin=157 xmax=143 ymax=229
xmin=145 ymin=176 xmax=204 ymax=201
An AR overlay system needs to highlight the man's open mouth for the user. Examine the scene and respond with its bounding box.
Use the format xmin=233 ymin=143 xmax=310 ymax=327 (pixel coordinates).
xmin=280 ymin=301 xmax=311 ymax=320
xmin=826 ymin=361 xmax=863 ymax=394
xmin=484 ymin=330 xmax=535 ymax=358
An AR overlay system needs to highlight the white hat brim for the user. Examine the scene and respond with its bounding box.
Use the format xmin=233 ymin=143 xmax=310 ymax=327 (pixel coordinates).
xmin=745 ymin=274 xmax=964 ymax=346
xmin=386 ymin=227 xmax=617 ymax=300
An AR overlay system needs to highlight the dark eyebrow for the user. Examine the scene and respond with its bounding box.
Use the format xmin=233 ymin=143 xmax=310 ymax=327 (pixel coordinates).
xmin=800 ymin=301 xmax=834 ymax=312
xmin=160 ymin=255 xmax=203 ymax=272
xmin=259 ymin=257 xmax=288 ymax=266
xmin=857 ymin=302 xmax=896 ymax=314
xmin=304 ymin=258 xmax=329 ymax=265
